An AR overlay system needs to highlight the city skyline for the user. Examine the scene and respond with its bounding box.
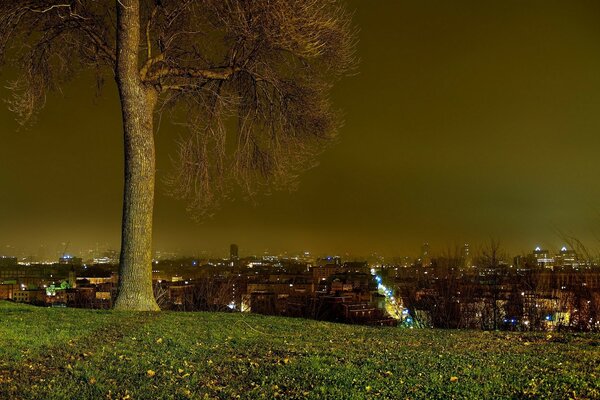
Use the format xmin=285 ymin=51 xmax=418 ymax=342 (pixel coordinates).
xmin=2 ymin=0 xmax=600 ymax=256
xmin=1 ymin=239 xmax=595 ymax=263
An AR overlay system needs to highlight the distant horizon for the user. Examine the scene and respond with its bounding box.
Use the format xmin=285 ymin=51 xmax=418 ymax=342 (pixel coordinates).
xmin=2 ymin=236 xmax=599 ymax=261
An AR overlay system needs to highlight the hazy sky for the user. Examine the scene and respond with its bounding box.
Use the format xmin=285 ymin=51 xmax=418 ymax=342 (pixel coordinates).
xmin=2 ymin=0 xmax=600 ymax=258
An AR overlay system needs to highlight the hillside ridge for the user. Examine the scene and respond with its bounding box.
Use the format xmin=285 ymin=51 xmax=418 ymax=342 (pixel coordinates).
xmin=1 ymin=301 xmax=599 ymax=399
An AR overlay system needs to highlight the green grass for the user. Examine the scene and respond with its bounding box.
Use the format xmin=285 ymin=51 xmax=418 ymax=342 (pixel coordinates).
xmin=1 ymin=301 xmax=599 ymax=399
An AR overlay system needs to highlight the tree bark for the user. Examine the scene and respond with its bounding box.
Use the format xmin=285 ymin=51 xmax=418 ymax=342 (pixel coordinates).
xmin=113 ymin=0 xmax=160 ymax=311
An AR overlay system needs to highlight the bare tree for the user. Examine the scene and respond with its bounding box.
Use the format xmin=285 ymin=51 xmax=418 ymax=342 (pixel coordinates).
xmin=429 ymin=247 xmax=463 ymax=329
xmin=0 ymin=1 xmax=356 ymax=310
xmin=177 ymin=277 xmax=237 ymax=312
xmin=558 ymin=236 xmax=600 ymax=332
xmin=478 ymin=239 xmax=506 ymax=330
xmin=153 ymin=280 xmax=171 ymax=310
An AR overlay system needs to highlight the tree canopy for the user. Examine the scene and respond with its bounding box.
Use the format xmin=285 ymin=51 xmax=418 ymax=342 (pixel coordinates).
xmin=0 ymin=0 xmax=357 ymax=214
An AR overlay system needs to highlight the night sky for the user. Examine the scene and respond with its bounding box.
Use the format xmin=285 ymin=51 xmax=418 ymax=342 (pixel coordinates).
xmin=2 ymin=0 xmax=600 ymax=258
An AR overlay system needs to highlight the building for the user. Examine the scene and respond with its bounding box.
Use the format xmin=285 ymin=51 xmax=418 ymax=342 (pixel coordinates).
xmin=0 ymin=264 xmax=51 ymax=287
xmin=342 ymin=261 xmax=369 ymax=274
xmin=532 ymin=247 xmax=554 ymax=269
xmin=555 ymin=246 xmax=579 ymax=268
xmin=13 ymin=288 xmax=45 ymax=304
xmin=462 ymin=243 xmax=473 ymax=268
xmin=230 ymin=244 xmax=239 ymax=261
xmin=59 ymin=255 xmax=83 ymax=266
xmin=311 ymin=264 xmax=340 ymax=283
xmin=0 ymin=256 xmax=17 ymax=268
xmin=0 ymin=283 xmax=17 ymax=300
xmin=250 ymin=291 xmax=277 ymax=315
xmin=317 ymin=256 xmax=341 ymax=267
xmin=420 ymin=243 xmax=431 ymax=267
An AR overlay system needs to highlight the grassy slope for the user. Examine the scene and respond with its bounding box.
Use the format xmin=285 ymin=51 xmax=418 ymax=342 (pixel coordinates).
xmin=0 ymin=302 xmax=599 ymax=400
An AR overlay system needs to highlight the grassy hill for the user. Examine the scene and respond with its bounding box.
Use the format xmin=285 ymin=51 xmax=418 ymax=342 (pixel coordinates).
xmin=0 ymin=301 xmax=599 ymax=399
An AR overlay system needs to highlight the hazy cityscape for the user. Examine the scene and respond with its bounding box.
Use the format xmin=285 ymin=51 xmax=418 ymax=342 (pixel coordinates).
xmin=2 ymin=0 xmax=600 ymax=398
xmin=2 ymin=241 xmax=599 ymax=332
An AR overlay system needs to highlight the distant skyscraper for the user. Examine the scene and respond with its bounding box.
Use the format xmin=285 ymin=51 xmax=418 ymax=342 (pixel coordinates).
xmin=555 ymin=246 xmax=579 ymax=268
xmin=532 ymin=246 xmax=554 ymax=269
xmin=37 ymin=245 xmax=48 ymax=263
xmin=230 ymin=244 xmax=239 ymax=260
xmin=421 ymin=243 xmax=431 ymax=267
xmin=461 ymin=243 xmax=472 ymax=268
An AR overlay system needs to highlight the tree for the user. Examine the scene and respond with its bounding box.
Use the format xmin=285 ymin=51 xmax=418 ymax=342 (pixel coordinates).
xmin=429 ymin=248 xmax=464 ymax=329
xmin=0 ymin=1 xmax=356 ymax=310
xmin=477 ymin=239 xmax=506 ymax=330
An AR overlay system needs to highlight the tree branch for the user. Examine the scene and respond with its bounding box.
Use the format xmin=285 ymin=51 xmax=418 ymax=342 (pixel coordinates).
xmin=27 ymin=4 xmax=72 ymax=14
xmin=26 ymin=3 xmax=89 ymax=20
xmin=139 ymin=52 xmax=164 ymax=81
xmin=144 ymin=65 xmax=239 ymax=85
xmin=76 ymin=23 xmax=116 ymax=65
xmin=158 ymin=82 xmax=206 ymax=92
xmin=146 ymin=4 xmax=159 ymax=60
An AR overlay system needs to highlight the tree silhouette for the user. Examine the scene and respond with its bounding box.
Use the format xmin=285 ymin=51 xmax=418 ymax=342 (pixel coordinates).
xmin=0 ymin=0 xmax=356 ymax=310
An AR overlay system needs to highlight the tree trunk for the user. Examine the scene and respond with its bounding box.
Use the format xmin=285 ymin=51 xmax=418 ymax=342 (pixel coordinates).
xmin=113 ymin=0 xmax=160 ymax=311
